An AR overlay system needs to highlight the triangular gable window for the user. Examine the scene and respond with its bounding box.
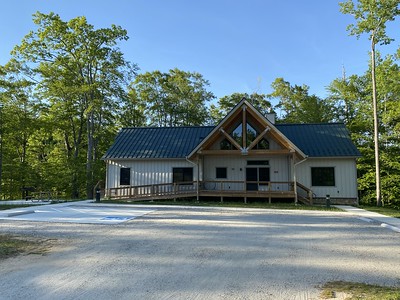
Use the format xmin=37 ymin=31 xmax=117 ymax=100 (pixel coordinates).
xmin=246 ymin=123 xmax=257 ymax=147
xmin=222 ymin=121 xmax=270 ymax=150
xmin=220 ymin=138 xmax=234 ymax=150
xmin=256 ymin=138 xmax=269 ymax=150
xmin=188 ymin=100 xmax=306 ymax=160
xmin=231 ymin=123 xmax=243 ymax=145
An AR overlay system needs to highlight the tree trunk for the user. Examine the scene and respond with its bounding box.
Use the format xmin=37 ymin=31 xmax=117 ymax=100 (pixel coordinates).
xmin=86 ymin=112 xmax=94 ymax=199
xmin=71 ymin=169 xmax=79 ymax=199
xmin=371 ymin=38 xmax=382 ymax=207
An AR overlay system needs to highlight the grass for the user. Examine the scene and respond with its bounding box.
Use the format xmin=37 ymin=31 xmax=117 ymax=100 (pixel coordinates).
xmin=320 ymin=281 xmax=400 ymax=300
xmin=0 ymin=205 xmax=55 ymax=260
xmin=0 ymin=235 xmax=51 ymax=260
xmin=360 ymin=205 xmax=400 ymax=219
xmin=101 ymin=198 xmax=342 ymax=211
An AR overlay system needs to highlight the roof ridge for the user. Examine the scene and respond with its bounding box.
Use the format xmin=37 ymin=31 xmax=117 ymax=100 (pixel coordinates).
xmin=276 ymin=122 xmax=345 ymax=126
xmin=121 ymin=125 xmax=216 ymax=130
xmin=121 ymin=123 xmax=345 ymax=130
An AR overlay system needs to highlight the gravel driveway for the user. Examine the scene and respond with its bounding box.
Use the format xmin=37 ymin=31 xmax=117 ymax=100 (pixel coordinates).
xmin=0 ymin=205 xmax=399 ymax=300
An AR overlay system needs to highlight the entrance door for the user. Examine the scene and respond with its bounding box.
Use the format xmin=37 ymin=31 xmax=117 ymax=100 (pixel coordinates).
xmin=246 ymin=168 xmax=258 ymax=191
xmin=246 ymin=167 xmax=270 ymax=191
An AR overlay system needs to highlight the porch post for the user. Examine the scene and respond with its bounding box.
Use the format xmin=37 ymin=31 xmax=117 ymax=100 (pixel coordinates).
xmin=186 ymin=155 xmax=200 ymax=202
xmin=292 ymin=153 xmax=298 ymax=205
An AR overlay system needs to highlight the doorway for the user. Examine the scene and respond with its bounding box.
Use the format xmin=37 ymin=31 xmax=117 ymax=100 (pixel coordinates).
xmin=246 ymin=167 xmax=270 ymax=191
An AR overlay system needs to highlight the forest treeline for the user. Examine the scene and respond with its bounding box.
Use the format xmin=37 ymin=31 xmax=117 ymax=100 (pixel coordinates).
xmin=1 ymin=7 xmax=400 ymax=207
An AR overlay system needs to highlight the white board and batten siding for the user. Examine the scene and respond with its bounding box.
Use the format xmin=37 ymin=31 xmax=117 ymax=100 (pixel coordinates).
xmin=203 ymin=155 xmax=291 ymax=182
xmin=106 ymin=157 xmax=358 ymax=200
xmin=106 ymin=159 xmax=198 ymax=189
xmin=296 ymin=158 xmax=358 ymax=199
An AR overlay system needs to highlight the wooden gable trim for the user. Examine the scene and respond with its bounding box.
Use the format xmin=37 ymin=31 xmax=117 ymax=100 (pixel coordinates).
xmin=247 ymin=127 xmax=270 ymax=151
xmin=200 ymin=149 xmax=293 ymax=156
xmin=198 ymin=150 xmax=242 ymax=155
xmin=187 ymin=98 xmax=306 ymax=160
xmin=198 ymin=104 xmax=243 ymax=151
xmin=220 ymin=128 xmax=242 ymax=151
xmin=245 ymin=103 xmax=306 ymax=158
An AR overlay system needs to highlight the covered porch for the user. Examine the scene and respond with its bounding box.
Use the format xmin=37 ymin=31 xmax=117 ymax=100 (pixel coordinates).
xmin=105 ymin=180 xmax=313 ymax=204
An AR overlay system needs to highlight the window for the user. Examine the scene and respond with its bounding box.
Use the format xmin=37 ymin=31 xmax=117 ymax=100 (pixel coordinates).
xmin=173 ymin=168 xmax=193 ymax=184
xmin=311 ymin=167 xmax=335 ymax=186
xmin=216 ymin=167 xmax=227 ymax=179
xmin=246 ymin=123 xmax=257 ymax=147
xmin=120 ymin=168 xmax=131 ymax=185
xmin=256 ymin=138 xmax=269 ymax=150
xmin=247 ymin=160 xmax=269 ymax=166
xmin=220 ymin=138 xmax=234 ymax=150
xmin=231 ymin=123 xmax=243 ymax=145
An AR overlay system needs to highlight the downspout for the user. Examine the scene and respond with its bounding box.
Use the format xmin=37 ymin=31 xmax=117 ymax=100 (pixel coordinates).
xmin=293 ymin=155 xmax=308 ymax=205
xmin=186 ymin=156 xmax=200 ymax=202
xmin=104 ymin=160 xmax=109 ymax=198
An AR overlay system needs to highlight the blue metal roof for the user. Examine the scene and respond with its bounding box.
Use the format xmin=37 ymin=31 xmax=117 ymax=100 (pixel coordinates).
xmin=103 ymin=123 xmax=360 ymax=159
xmin=103 ymin=126 xmax=214 ymax=159
xmin=276 ymin=123 xmax=361 ymax=157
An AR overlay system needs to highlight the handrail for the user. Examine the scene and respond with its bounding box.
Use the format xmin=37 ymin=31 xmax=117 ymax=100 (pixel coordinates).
xmin=107 ymin=180 xmax=299 ymax=200
xmin=295 ymin=182 xmax=313 ymax=204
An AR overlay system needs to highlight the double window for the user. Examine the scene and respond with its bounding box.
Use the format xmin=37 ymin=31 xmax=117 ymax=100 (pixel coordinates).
xmin=173 ymin=167 xmax=193 ymax=184
xmin=311 ymin=167 xmax=335 ymax=186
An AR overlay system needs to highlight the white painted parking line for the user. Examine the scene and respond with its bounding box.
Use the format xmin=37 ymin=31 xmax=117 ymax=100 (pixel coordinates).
xmin=381 ymin=223 xmax=400 ymax=233
xmin=357 ymin=217 xmax=373 ymax=223
xmin=0 ymin=203 xmax=155 ymax=224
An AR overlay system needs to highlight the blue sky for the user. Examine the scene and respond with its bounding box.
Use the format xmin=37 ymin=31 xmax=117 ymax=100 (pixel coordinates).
xmin=1 ymin=1 xmax=399 ymax=104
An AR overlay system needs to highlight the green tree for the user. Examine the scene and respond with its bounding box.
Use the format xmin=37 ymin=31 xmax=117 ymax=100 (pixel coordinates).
xmin=340 ymin=0 xmax=400 ymax=206
xmin=130 ymin=69 xmax=214 ymax=126
xmin=375 ymin=54 xmax=400 ymax=207
xmin=0 ymin=61 xmax=38 ymax=198
xmin=11 ymin=12 xmax=137 ymax=198
xmin=327 ymin=74 xmax=369 ymax=124
xmin=210 ymin=92 xmax=273 ymax=124
xmin=269 ymin=78 xmax=334 ymax=123
xmin=328 ymin=54 xmax=400 ymax=208
xmin=119 ymin=87 xmax=146 ymax=127
xmin=327 ymin=72 xmax=375 ymax=204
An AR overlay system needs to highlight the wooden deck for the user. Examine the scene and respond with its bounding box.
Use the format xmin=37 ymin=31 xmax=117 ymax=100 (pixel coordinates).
xmin=106 ymin=180 xmax=313 ymax=204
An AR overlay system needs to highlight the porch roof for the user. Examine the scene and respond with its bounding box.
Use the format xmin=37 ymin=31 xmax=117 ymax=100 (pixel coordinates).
xmin=103 ymin=123 xmax=360 ymax=160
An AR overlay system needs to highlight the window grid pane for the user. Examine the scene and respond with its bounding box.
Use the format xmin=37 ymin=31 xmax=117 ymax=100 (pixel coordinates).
xmin=216 ymin=167 xmax=227 ymax=179
xmin=311 ymin=167 xmax=335 ymax=186
xmin=120 ymin=168 xmax=131 ymax=185
xmin=173 ymin=168 xmax=193 ymax=183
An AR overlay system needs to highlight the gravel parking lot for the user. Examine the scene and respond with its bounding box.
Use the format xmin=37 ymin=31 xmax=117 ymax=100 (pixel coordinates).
xmin=0 ymin=205 xmax=399 ymax=300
